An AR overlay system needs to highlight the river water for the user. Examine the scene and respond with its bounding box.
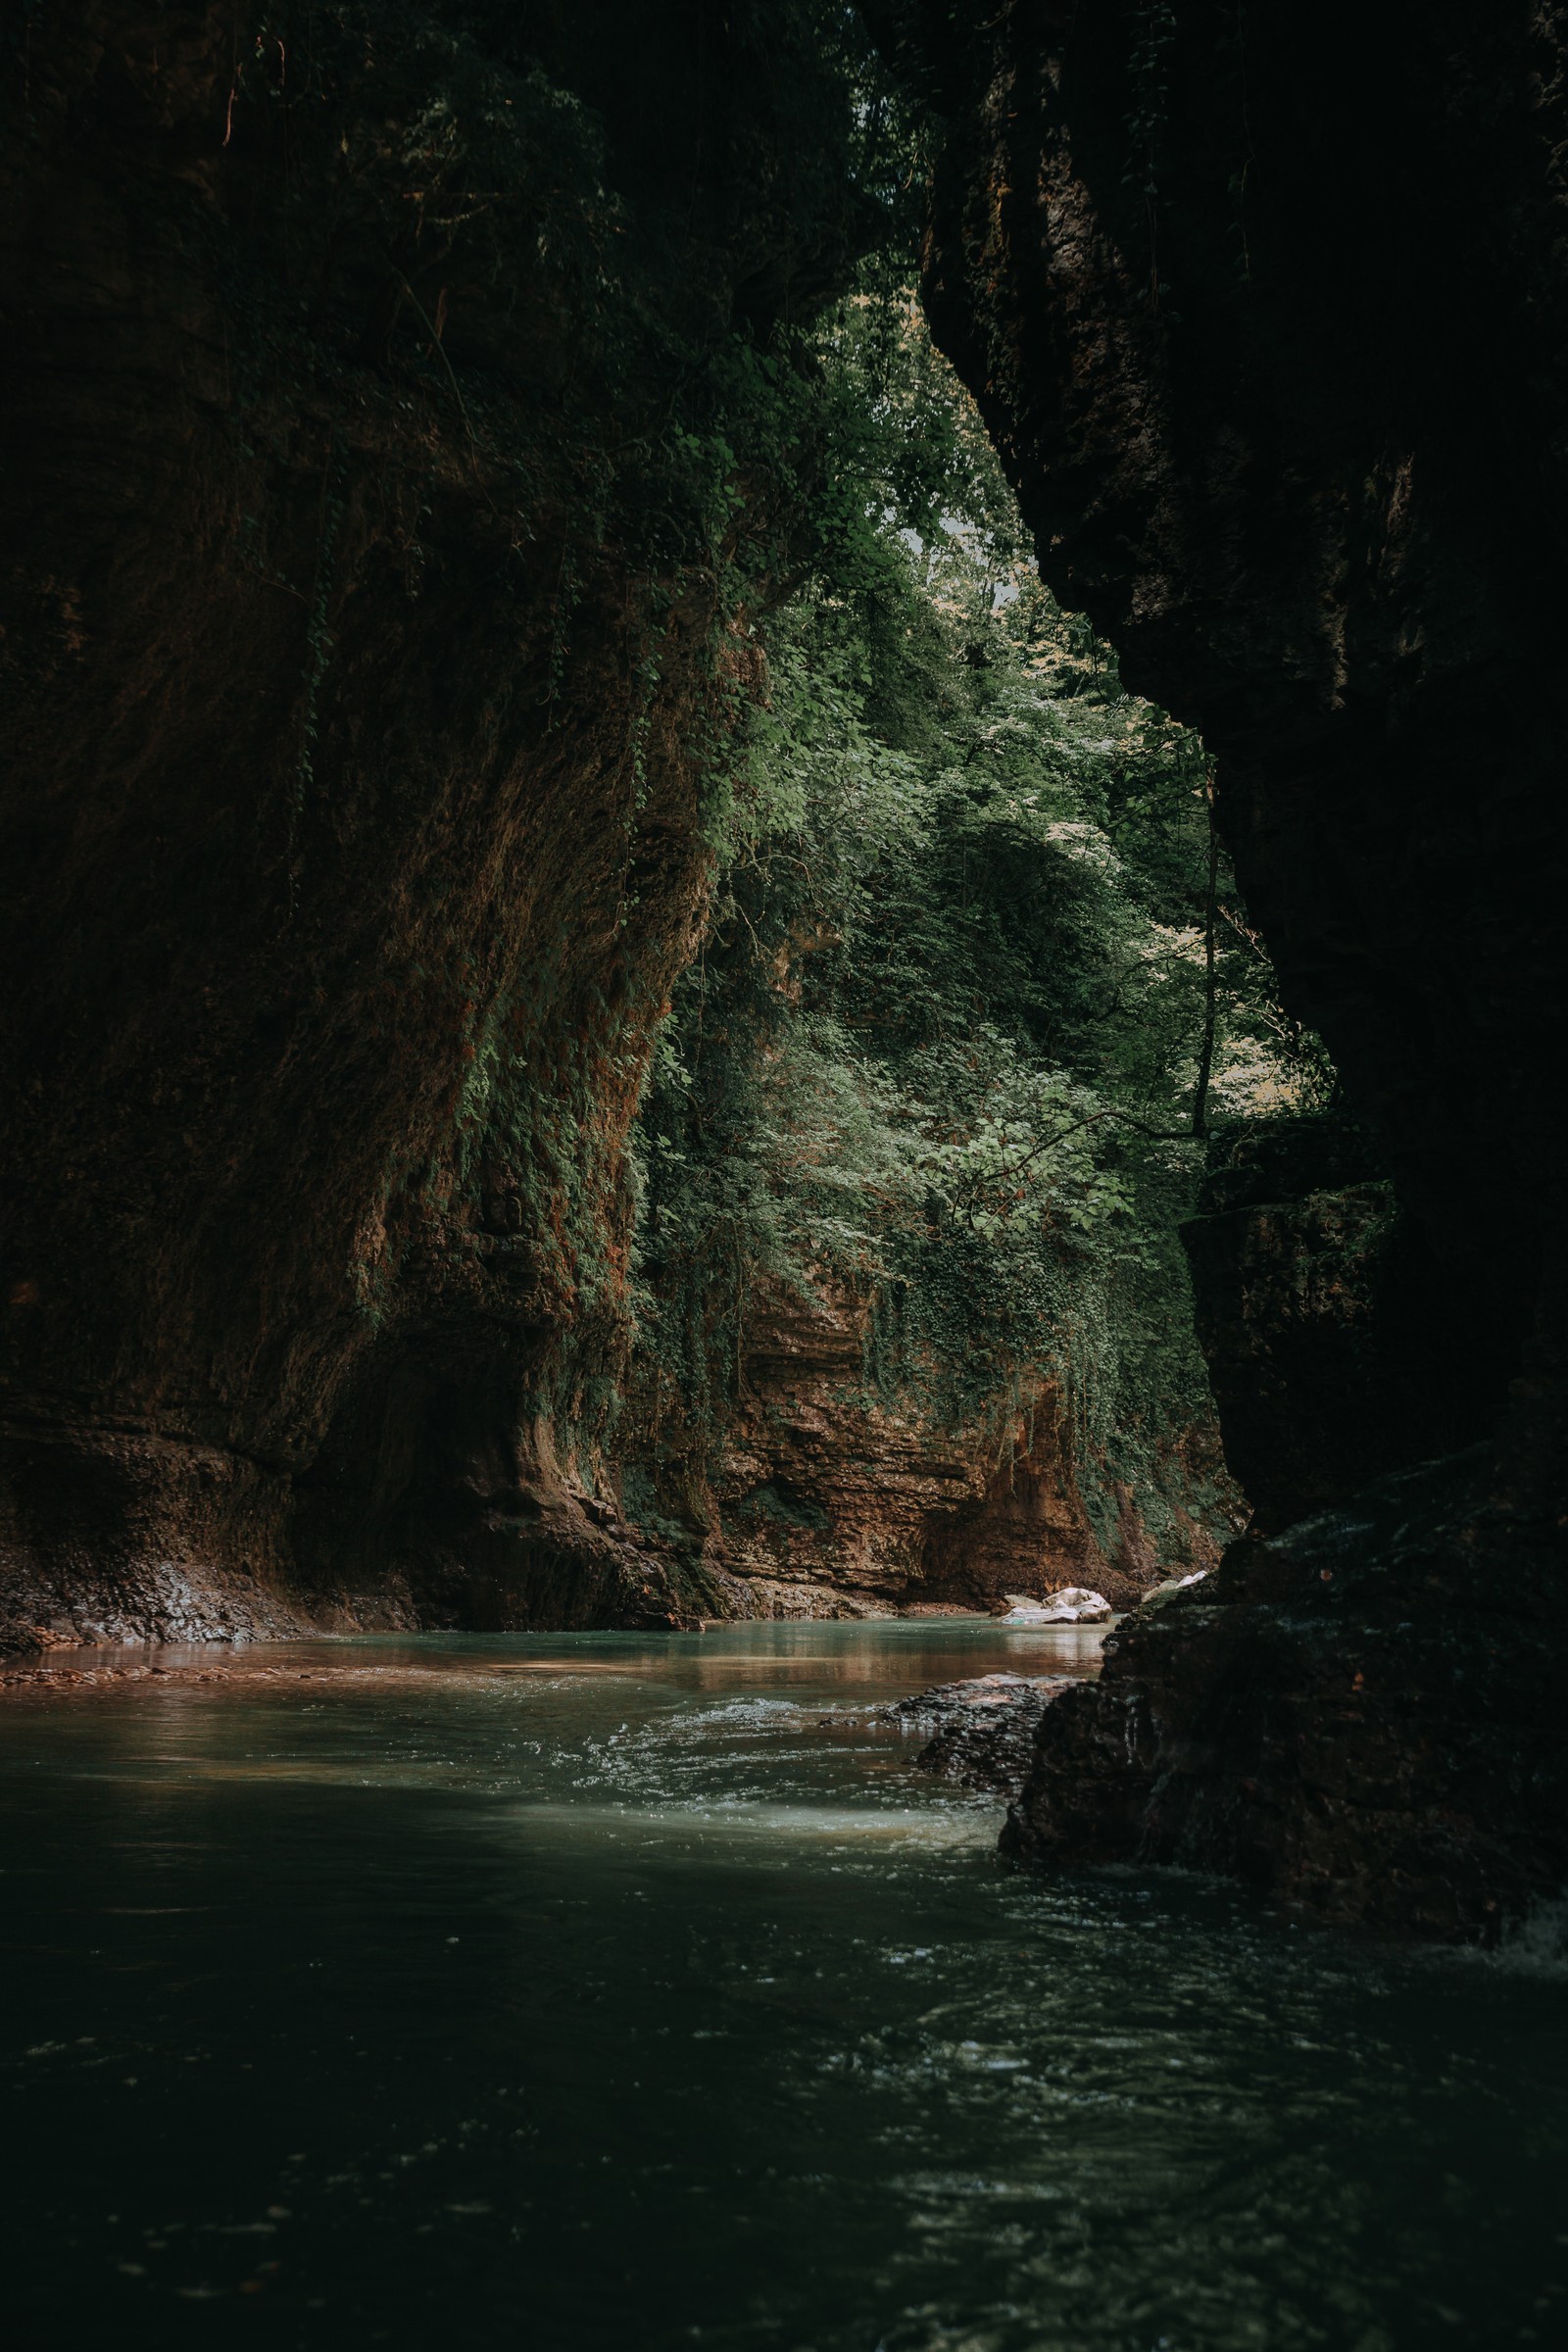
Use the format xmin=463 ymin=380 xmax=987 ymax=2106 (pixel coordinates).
xmin=2 ymin=1620 xmax=1565 ymax=2350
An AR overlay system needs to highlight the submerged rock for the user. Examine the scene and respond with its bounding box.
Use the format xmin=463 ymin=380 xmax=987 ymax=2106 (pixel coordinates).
xmin=992 ymin=1587 xmax=1113 ymax=1625
xmin=884 ymin=1672 xmax=1084 ymax=1797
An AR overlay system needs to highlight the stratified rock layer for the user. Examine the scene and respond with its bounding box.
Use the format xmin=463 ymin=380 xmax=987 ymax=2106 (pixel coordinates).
xmin=641 ymin=1276 xmax=1228 ymax=1617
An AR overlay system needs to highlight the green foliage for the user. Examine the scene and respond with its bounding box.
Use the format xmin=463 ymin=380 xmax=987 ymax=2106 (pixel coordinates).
xmin=627 ymin=291 xmax=1331 ymax=1539
xmin=212 ymin=5 xmax=1320 ymax=1543
xmin=210 ymin=2 xmax=893 ymax=1461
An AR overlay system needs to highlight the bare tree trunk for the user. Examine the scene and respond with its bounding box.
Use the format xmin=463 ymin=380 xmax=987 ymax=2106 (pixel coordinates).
xmin=1192 ymin=765 xmax=1219 ymax=1138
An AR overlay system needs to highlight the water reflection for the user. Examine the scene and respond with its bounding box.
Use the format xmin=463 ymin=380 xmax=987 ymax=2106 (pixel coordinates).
xmin=1 ymin=1623 xmax=1562 ymax=2350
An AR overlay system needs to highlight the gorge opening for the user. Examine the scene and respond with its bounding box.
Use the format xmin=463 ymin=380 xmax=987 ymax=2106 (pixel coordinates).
xmin=3 ymin=4 xmax=1566 ymax=2345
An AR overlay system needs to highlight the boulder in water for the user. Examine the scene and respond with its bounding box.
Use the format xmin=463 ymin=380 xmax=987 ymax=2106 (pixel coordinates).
xmin=1137 ymin=1569 xmax=1213 ymax=1614
xmin=882 ymin=1672 xmax=1084 ymax=1797
xmin=993 ymin=1587 xmax=1113 ymax=1625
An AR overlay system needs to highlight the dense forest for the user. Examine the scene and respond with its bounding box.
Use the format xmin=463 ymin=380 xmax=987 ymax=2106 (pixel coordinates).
xmin=614 ymin=286 xmax=1330 ymax=1595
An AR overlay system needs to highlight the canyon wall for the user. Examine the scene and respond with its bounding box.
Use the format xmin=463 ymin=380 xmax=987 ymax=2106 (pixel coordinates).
xmin=869 ymin=0 xmax=1568 ymax=1932
xmin=628 ymin=1277 xmax=1226 ymax=1618
xmin=0 ymin=1 xmax=864 ymax=1646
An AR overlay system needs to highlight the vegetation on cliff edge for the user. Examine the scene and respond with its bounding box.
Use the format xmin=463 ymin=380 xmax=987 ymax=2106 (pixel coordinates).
xmin=622 ymin=290 xmax=1332 ymax=1562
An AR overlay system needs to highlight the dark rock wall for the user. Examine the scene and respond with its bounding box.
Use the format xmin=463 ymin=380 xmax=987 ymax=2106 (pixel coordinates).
xmin=1004 ymin=1446 xmax=1568 ymax=1940
xmin=1182 ymin=1119 xmax=1485 ymax=1531
xmin=0 ymin=2 xmax=862 ymax=1645
xmin=867 ymin=1 xmax=1568 ymax=1931
xmin=871 ymin=0 xmax=1568 ymax=1409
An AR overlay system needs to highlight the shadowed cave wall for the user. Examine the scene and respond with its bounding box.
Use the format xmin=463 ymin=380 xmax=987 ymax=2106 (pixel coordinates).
xmin=0 ymin=0 xmax=869 ymax=1643
xmin=867 ymin=0 xmax=1568 ymax=1935
xmin=0 ymin=0 xmax=1232 ymax=1654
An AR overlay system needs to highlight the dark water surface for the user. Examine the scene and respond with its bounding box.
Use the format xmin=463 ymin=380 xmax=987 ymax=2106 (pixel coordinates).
xmin=2 ymin=1621 xmax=1565 ymax=2351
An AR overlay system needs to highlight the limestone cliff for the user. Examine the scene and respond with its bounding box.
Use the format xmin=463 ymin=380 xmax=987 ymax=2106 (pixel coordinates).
xmin=0 ymin=1 xmax=864 ymax=1645
xmin=620 ymin=1273 xmax=1230 ymax=1620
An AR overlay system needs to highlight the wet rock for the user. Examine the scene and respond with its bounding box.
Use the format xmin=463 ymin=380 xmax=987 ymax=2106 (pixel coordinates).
xmin=993 ymin=1588 xmax=1112 ymax=1626
xmin=884 ymin=1672 xmax=1084 ymax=1797
xmin=863 ymin=9 xmax=1568 ymax=1929
xmin=1004 ymin=1446 xmax=1568 ymax=1941
xmin=1137 ymin=1571 xmax=1211 ymax=1614
xmin=721 ymin=1575 xmax=897 ymax=1623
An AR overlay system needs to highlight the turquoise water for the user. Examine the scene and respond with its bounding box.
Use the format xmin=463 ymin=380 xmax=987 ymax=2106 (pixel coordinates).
xmin=2 ymin=1621 xmax=1565 ymax=2350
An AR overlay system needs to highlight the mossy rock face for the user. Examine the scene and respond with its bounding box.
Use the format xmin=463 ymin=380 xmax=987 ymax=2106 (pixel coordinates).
xmin=0 ymin=2 xmax=866 ymax=1642
xmin=735 ymin=1482 xmax=833 ymax=1534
